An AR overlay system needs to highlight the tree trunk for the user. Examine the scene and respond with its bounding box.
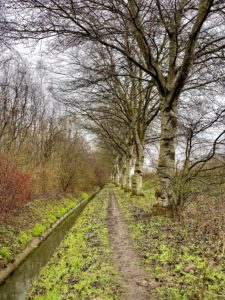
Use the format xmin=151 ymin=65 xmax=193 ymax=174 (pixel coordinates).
xmin=115 ymin=172 xmax=120 ymax=185
xmin=114 ymin=157 xmax=121 ymax=185
xmin=121 ymin=157 xmax=127 ymax=189
xmin=156 ymin=98 xmax=177 ymax=208
xmin=132 ymin=143 xmax=144 ymax=196
xmin=125 ymin=157 xmax=132 ymax=190
xmin=125 ymin=145 xmax=134 ymax=191
xmin=111 ymin=173 xmax=115 ymax=183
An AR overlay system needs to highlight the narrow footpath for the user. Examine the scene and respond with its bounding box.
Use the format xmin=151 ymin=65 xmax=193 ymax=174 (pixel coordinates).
xmin=108 ymin=190 xmax=154 ymax=300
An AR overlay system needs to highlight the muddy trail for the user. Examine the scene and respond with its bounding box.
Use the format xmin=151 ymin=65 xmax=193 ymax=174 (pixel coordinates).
xmin=108 ymin=190 xmax=154 ymax=300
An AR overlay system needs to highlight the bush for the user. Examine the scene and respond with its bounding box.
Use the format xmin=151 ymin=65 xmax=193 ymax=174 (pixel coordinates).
xmin=0 ymin=153 xmax=32 ymax=215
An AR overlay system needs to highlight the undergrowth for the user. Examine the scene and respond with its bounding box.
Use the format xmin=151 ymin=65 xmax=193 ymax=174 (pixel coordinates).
xmin=114 ymin=182 xmax=225 ymax=300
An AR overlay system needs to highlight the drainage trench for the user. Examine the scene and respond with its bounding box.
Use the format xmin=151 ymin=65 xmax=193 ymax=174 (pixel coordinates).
xmin=0 ymin=196 xmax=94 ymax=300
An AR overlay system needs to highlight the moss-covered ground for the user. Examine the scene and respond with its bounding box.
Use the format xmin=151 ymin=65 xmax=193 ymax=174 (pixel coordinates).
xmin=114 ymin=180 xmax=225 ymax=300
xmin=26 ymin=186 xmax=122 ymax=300
xmin=0 ymin=192 xmax=89 ymax=270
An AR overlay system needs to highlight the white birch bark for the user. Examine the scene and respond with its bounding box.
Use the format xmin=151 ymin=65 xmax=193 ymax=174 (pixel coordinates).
xmin=121 ymin=157 xmax=127 ymax=189
xmin=114 ymin=157 xmax=121 ymax=186
xmin=132 ymin=132 xmax=144 ymax=196
xmin=125 ymin=144 xmax=134 ymax=191
xmin=156 ymin=98 xmax=177 ymax=207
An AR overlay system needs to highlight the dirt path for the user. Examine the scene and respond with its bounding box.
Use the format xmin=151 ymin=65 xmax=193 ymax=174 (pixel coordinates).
xmin=108 ymin=190 xmax=154 ymax=300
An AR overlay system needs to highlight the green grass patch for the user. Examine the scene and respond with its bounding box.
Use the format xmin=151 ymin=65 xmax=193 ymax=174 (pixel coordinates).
xmin=54 ymin=207 xmax=67 ymax=219
xmin=17 ymin=231 xmax=32 ymax=246
xmin=80 ymin=192 xmax=89 ymax=200
xmin=0 ymin=247 xmax=10 ymax=260
xmin=32 ymin=224 xmax=47 ymax=237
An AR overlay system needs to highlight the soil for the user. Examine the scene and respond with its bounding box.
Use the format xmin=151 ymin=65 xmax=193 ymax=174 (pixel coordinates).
xmin=108 ymin=190 xmax=155 ymax=300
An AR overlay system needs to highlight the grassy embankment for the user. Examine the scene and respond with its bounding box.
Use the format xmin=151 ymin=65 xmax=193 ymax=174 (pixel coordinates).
xmin=26 ymin=186 xmax=122 ymax=300
xmin=0 ymin=192 xmax=89 ymax=270
xmin=114 ymin=179 xmax=225 ymax=300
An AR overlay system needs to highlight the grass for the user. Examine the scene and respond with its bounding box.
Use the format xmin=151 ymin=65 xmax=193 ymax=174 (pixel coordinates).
xmin=114 ymin=180 xmax=225 ymax=300
xmin=0 ymin=192 xmax=89 ymax=269
xmin=26 ymin=186 xmax=122 ymax=300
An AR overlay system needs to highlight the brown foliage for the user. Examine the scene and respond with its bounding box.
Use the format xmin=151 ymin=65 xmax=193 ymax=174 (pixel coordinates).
xmin=0 ymin=153 xmax=32 ymax=214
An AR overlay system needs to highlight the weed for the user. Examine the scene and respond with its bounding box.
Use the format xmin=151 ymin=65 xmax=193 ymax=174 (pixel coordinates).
xmin=0 ymin=247 xmax=10 ymax=260
xmin=81 ymin=192 xmax=89 ymax=200
xmin=32 ymin=224 xmax=46 ymax=237
xmin=17 ymin=231 xmax=31 ymax=246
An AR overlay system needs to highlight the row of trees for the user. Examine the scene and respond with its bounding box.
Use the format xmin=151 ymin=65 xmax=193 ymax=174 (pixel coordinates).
xmin=57 ymin=42 xmax=225 ymax=211
xmin=2 ymin=0 xmax=225 ymax=212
